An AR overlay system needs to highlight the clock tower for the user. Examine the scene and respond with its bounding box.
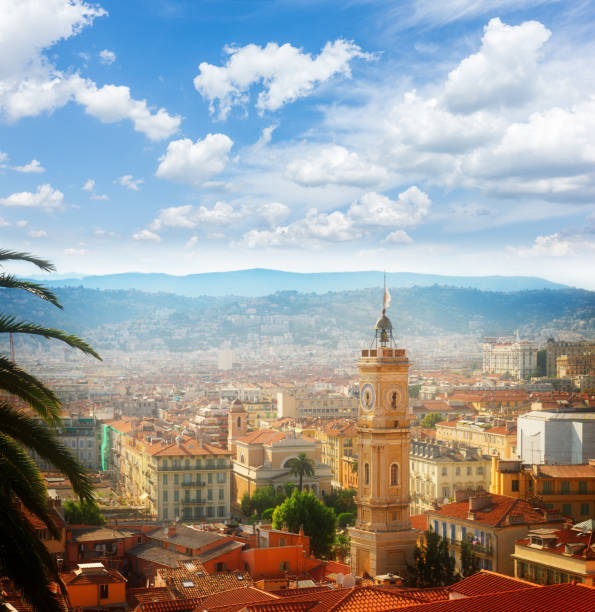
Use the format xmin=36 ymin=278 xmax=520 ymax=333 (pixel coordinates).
xmin=349 ymin=305 xmax=418 ymax=578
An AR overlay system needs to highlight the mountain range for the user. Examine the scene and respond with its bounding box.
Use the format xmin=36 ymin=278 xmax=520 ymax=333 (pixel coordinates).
xmin=31 ymin=269 xmax=568 ymax=297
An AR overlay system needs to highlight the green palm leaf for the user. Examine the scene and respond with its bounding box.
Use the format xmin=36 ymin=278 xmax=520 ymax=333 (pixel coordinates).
xmin=0 ymin=273 xmax=62 ymax=308
xmin=0 ymin=249 xmax=55 ymax=272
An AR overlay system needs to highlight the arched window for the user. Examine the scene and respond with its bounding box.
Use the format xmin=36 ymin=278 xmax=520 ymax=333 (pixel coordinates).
xmin=364 ymin=463 xmax=370 ymax=486
xmin=390 ymin=463 xmax=399 ymax=486
xmin=240 ymin=452 xmax=245 ymax=464
xmin=237 ymin=416 xmax=241 ymax=429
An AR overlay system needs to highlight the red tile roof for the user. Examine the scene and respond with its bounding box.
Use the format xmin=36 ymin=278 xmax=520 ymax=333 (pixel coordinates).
xmin=446 ymin=570 xmax=537 ymax=596
xmin=409 ymin=515 xmax=428 ymax=532
xmin=237 ymin=430 xmax=286 ymax=445
xmin=516 ymin=526 xmax=594 ymax=559
xmin=534 ymin=464 xmax=595 ymax=479
xmin=148 ymin=436 xmax=231 ymax=456
xmin=61 ymin=568 xmax=126 ymax=585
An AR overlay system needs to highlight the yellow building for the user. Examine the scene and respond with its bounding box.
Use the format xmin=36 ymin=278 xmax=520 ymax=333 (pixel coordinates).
xmin=120 ymin=433 xmax=232 ymax=522
xmin=514 ymin=521 xmax=595 ymax=586
xmin=243 ymin=399 xmax=277 ymax=430
xmin=491 ymin=458 xmax=595 ymax=522
xmin=349 ymin=308 xmax=418 ymax=578
xmin=435 ymin=417 xmax=517 ymax=459
xmin=314 ymin=420 xmax=357 ymax=488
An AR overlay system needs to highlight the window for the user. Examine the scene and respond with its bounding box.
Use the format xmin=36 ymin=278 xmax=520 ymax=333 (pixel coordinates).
xmin=442 ymin=467 xmax=447 ymax=476
xmin=215 ymin=562 xmax=225 ymax=572
xmin=280 ymin=561 xmax=290 ymax=571
xmin=196 ymin=459 xmax=202 ymax=468
xmin=217 ymin=506 xmax=225 ymax=517
xmin=174 ymin=474 xmax=179 ymax=485
xmin=442 ymin=487 xmax=450 ymax=499
xmin=162 ymin=459 xmax=168 ymax=469
xmin=580 ymin=503 xmax=590 ymax=515
xmin=433 ymin=520 xmax=439 ymax=533
xmin=542 ymin=481 xmax=553 ymax=494
xmin=455 ymin=467 xmax=460 ymax=476
xmin=174 ymin=490 xmax=179 ymax=502
xmin=99 ymin=584 xmax=109 ymax=599
xmin=390 ymin=463 xmax=399 ymax=486
xmin=561 ymin=481 xmax=570 ymax=495
xmin=137 ymin=536 xmax=143 ymax=544
xmin=364 ymin=463 xmax=370 ymax=486
xmin=208 ymin=473 xmax=213 ymax=484
xmin=164 ymin=508 xmax=168 ymax=519
xmin=442 ymin=522 xmax=446 ymax=539
xmin=562 ymin=503 xmax=571 ymax=516
xmin=185 ymin=459 xmax=190 ymax=469
xmin=217 ymin=472 xmax=226 ymax=483
xmin=467 ymin=466 xmax=472 ymax=476
xmin=578 ymin=481 xmax=587 ymax=494
xmin=477 ymin=466 xmax=483 ymax=475
xmin=218 ymin=488 xmax=224 ymax=500
xmin=237 ymin=416 xmax=241 ymax=428
xmin=207 ymin=506 xmax=214 ymax=517
xmin=208 ymin=489 xmax=213 ymax=500
xmin=163 ymin=474 xmax=168 ymax=485
xmin=511 ymin=479 xmax=519 ymax=492
xmin=450 ymin=524 xmax=455 ymax=541
xmin=163 ymin=490 xmax=168 ymax=502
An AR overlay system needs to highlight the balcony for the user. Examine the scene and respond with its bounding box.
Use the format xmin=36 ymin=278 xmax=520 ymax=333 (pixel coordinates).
xmin=181 ymin=481 xmax=206 ymax=487
xmin=157 ymin=465 xmax=231 ymax=471
xmin=181 ymin=498 xmax=207 ymax=505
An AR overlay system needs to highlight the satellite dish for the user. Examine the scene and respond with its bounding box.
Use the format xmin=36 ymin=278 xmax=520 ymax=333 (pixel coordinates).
xmin=343 ymin=574 xmax=355 ymax=588
xmin=336 ymin=573 xmax=344 ymax=586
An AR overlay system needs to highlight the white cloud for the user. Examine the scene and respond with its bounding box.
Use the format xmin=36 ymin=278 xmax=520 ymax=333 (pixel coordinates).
xmin=82 ymin=179 xmax=95 ymax=191
xmin=443 ymin=18 xmax=551 ymax=114
xmin=156 ymin=134 xmax=233 ymax=187
xmin=94 ymin=228 xmax=119 ymax=237
xmin=0 ymin=1 xmax=180 ymax=140
xmin=185 ymin=235 xmax=198 ymax=248
xmin=16 ymin=220 xmax=28 ymax=227
xmin=91 ymin=192 xmax=109 ymax=200
xmin=98 ymin=49 xmax=116 ymax=65
xmin=0 ymin=184 xmax=63 ymax=209
xmin=12 ymin=159 xmax=45 ymax=173
xmin=64 ymin=247 xmax=87 ymax=255
xmin=0 ymin=152 xmax=7 ymax=166
xmin=0 ymin=217 xmax=10 ymax=227
xmin=194 ymin=39 xmax=374 ymax=119
xmin=132 ymin=229 xmax=161 ymax=242
xmin=348 ymin=187 xmax=430 ymax=227
xmin=384 ymin=230 xmax=413 ymax=243
xmin=118 ymin=174 xmax=143 ymax=191
xmin=510 ymin=232 xmax=595 ymax=257
xmin=253 ymin=123 xmax=278 ymax=150
xmin=258 ymin=202 xmax=290 ymax=227
xmin=149 ymin=201 xmax=242 ymax=231
xmin=27 ymin=229 xmax=47 ymax=238
xmin=286 ymin=145 xmax=388 ymax=187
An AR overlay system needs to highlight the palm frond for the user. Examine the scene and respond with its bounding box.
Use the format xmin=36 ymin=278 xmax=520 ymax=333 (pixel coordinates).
xmin=0 ymin=432 xmax=60 ymax=539
xmin=0 ymin=273 xmax=62 ymax=308
xmin=0 ymin=402 xmax=95 ymax=503
xmin=0 ymin=356 xmax=63 ymax=426
xmin=0 ymin=315 xmax=101 ymax=360
xmin=0 ymin=249 xmax=55 ymax=272
xmin=0 ymin=496 xmax=67 ymax=611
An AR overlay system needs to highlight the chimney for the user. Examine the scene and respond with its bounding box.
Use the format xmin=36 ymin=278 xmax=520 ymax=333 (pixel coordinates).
xmin=469 ymin=493 xmax=492 ymax=512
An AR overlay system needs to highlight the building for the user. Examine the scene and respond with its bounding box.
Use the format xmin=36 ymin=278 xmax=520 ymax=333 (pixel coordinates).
xmin=194 ymin=404 xmax=229 ymax=448
xmin=423 ymin=492 xmax=567 ymax=576
xmin=409 ymin=440 xmax=492 ymax=515
xmin=231 ymin=429 xmax=333 ymax=508
xmin=61 ymin=562 xmax=127 ymax=611
xmin=491 ymin=458 xmax=595 ymax=522
xmin=482 ymin=339 xmax=537 ymax=380
xmin=546 ymin=339 xmax=595 ymax=378
xmin=349 ymin=306 xmax=418 ymax=578
xmin=435 ymin=417 xmax=517 ymax=459
xmin=314 ymin=420 xmax=357 ymax=489
xmin=517 ymin=407 xmax=595 ymax=464
xmin=277 ymin=388 xmax=358 ymax=420
xmin=557 ymin=353 xmax=595 ymax=390
xmin=514 ymin=520 xmax=595 ymax=586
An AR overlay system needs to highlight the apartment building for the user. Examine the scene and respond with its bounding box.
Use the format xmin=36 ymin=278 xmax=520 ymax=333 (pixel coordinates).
xmin=546 ymin=339 xmax=595 ymax=377
xmin=314 ymin=420 xmax=357 ymax=488
xmin=482 ymin=339 xmax=537 ymax=380
xmin=435 ymin=417 xmax=517 ymax=459
xmin=409 ymin=440 xmax=491 ymax=515
xmin=277 ymin=389 xmax=358 ymax=420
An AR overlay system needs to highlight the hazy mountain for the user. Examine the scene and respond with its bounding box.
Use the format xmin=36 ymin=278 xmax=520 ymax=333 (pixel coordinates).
xmin=32 ymin=268 xmax=568 ymax=297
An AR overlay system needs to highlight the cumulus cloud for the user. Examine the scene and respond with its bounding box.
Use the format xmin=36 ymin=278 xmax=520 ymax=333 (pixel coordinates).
xmin=82 ymin=179 xmax=95 ymax=191
xmin=156 ymin=134 xmax=233 ymax=187
xmin=98 ymin=49 xmax=116 ymax=64
xmin=286 ymin=145 xmax=388 ymax=187
xmin=0 ymin=217 xmax=10 ymax=227
xmin=64 ymin=247 xmax=87 ymax=255
xmin=118 ymin=174 xmax=143 ymax=191
xmin=443 ymin=18 xmax=551 ymax=114
xmin=12 ymin=159 xmax=45 ymax=173
xmin=510 ymin=232 xmax=595 ymax=257
xmin=16 ymin=220 xmax=28 ymax=227
xmin=348 ymin=187 xmax=430 ymax=227
xmin=94 ymin=228 xmax=119 ymax=237
xmin=149 ymin=202 xmax=242 ymax=231
xmin=258 ymin=202 xmax=290 ymax=227
xmin=0 ymin=184 xmax=63 ymax=209
xmin=253 ymin=123 xmax=278 ymax=151
xmin=0 ymin=1 xmax=180 ymax=140
xmin=132 ymin=229 xmax=161 ymax=242
xmin=194 ymin=39 xmax=373 ymax=119
xmin=27 ymin=229 xmax=47 ymax=238
xmin=384 ymin=230 xmax=413 ymax=243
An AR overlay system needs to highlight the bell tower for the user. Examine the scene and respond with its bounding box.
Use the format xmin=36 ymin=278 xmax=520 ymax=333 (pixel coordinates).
xmin=349 ymin=298 xmax=418 ymax=578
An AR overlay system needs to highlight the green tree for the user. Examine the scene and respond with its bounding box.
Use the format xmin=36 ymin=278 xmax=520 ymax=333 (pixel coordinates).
xmin=408 ymin=384 xmax=421 ymax=399
xmin=337 ymin=512 xmax=355 ymax=528
xmin=0 ymin=250 xmax=100 ymax=611
xmin=63 ymin=500 xmax=105 ymax=525
xmin=286 ymin=453 xmax=315 ymax=492
xmin=272 ymin=490 xmax=337 ymax=558
xmin=241 ymin=486 xmax=286 ymax=518
xmin=333 ymin=532 xmax=351 ymax=562
xmin=407 ymin=530 xmax=456 ymax=587
xmin=459 ymin=540 xmax=480 ymax=577
xmin=260 ymin=508 xmax=275 ymax=521
xmin=530 ymin=349 xmax=547 ymax=378
xmin=420 ymin=412 xmax=444 ymax=429
xmin=323 ymin=489 xmax=356 ymax=515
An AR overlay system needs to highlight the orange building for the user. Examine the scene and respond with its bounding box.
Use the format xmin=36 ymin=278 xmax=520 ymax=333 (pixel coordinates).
xmin=61 ymin=562 xmax=126 ymax=611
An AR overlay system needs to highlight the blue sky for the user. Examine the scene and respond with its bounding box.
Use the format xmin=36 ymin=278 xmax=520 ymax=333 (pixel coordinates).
xmin=1 ymin=0 xmax=595 ymax=288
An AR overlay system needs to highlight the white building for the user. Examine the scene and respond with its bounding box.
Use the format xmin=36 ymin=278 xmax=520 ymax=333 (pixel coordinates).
xmin=517 ymin=408 xmax=595 ymax=465
xmin=482 ymin=339 xmax=537 ymax=380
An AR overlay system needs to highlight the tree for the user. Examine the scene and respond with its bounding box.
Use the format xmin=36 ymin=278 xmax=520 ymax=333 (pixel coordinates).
xmin=64 ymin=500 xmax=105 ymax=526
xmin=241 ymin=486 xmax=286 ymax=518
xmin=407 ymin=530 xmax=456 ymax=587
xmin=530 ymin=349 xmax=547 ymax=378
xmin=420 ymin=412 xmax=443 ymax=429
xmin=337 ymin=512 xmax=355 ymax=528
xmin=272 ymin=490 xmax=337 ymax=558
xmin=459 ymin=540 xmax=480 ymax=577
xmin=286 ymin=453 xmax=315 ymax=492
xmin=0 ymin=250 xmax=100 ymax=611
xmin=333 ymin=532 xmax=351 ymax=562
xmin=323 ymin=489 xmax=356 ymax=515
xmin=409 ymin=384 xmax=421 ymax=399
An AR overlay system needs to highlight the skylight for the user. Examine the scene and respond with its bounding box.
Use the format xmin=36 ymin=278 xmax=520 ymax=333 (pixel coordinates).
xmin=182 ymin=581 xmax=195 ymax=588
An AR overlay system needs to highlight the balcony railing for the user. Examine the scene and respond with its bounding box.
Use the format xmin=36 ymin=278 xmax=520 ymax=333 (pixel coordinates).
xmin=181 ymin=498 xmax=207 ymax=505
xmin=157 ymin=465 xmax=231 ymax=471
xmin=181 ymin=481 xmax=206 ymax=487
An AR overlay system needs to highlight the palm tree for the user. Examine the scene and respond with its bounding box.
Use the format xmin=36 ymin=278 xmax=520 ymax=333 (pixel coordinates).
xmin=286 ymin=452 xmax=315 ymax=492
xmin=0 ymin=250 xmax=100 ymax=610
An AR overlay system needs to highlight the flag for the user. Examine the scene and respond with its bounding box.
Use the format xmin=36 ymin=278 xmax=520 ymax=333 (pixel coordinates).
xmin=384 ymin=286 xmax=391 ymax=310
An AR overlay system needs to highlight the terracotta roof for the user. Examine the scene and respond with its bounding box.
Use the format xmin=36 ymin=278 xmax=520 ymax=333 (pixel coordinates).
xmin=396 ymin=582 xmax=595 ymax=612
xmin=148 ymin=436 xmax=231 ymax=457
xmin=516 ymin=526 xmax=594 ymax=559
xmin=127 ymin=542 xmax=193 ymax=568
xmin=534 ymin=464 xmax=595 ymax=479
xmin=199 ymin=586 xmax=278 ymax=610
xmin=61 ymin=567 xmax=126 ymax=586
xmin=484 ymin=427 xmax=516 ymax=435
xmin=127 ymin=586 xmax=172 ymax=608
xmin=137 ymin=596 xmax=204 ymax=612
xmin=428 ymin=494 xmax=562 ymax=528
xmin=148 ymin=524 xmax=228 ymax=550
xmin=409 ymin=515 xmax=428 ymax=532
xmin=237 ymin=430 xmax=286 ymax=445
xmin=446 ymin=570 xmax=537 ymax=596
xmin=70 ymin=526 xmax=137 ymax=542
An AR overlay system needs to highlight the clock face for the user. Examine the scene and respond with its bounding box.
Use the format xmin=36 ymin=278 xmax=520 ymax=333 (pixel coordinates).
xmin=360 ymin=383 xmax=376 ymax=412
xmin=385 ymin=386 xmax=403 ymax=411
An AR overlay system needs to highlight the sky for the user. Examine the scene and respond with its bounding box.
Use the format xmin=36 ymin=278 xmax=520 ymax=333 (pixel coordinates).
xmin=1 ymin=0 xmax=595 ymax=288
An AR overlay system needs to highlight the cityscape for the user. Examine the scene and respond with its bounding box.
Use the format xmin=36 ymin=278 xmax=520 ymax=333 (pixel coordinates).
xmin=1 ymin=1 xmax=595 ymax=611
